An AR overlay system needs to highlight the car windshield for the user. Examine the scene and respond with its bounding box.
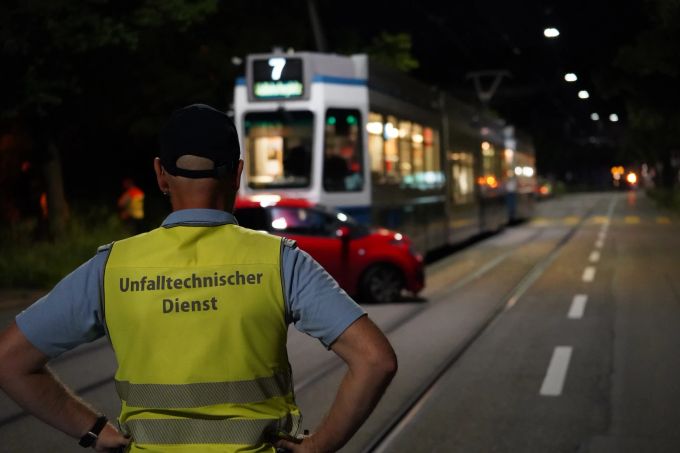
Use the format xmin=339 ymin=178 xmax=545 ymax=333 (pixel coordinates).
xmin=235 ymin=203 xmax=369 ymax=238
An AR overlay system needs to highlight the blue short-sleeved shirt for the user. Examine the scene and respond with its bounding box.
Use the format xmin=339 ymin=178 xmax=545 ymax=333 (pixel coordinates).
xmin=16 ymin=209 xmax=365 ymax=357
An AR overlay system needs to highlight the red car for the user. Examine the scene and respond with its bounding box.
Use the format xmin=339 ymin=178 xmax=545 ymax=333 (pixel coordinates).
xmin=234 ymin=196 xmax=424 ymax=302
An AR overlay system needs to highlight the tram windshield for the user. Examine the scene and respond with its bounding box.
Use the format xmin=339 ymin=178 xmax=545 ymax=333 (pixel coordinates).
xmin=244 ymin=111 xmax=313 ymax=189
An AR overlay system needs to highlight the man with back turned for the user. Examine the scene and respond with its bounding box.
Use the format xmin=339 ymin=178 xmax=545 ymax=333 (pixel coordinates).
xmin=0 ymin=104 xmax=397 ymax=452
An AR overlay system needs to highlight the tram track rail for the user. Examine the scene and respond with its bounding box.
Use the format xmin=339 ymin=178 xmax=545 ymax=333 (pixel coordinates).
xmin=294 ymin=227 xmax=545 ymax=394
xmin=362 ymin=208 xmax=594 ymax=453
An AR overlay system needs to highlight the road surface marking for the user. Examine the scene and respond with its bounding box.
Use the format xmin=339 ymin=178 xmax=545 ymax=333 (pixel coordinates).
xmin=531 ymin=217 xmax=551 ymax=226
xmin=595 ymin=239 xmax=604 ymax=249
xmin=451 ymin=219 xmax=474 ymax=228
xmin=624 ymin=216 xmax=640 ymax=224
xmin=563 ymin=216 xmax=580 ymax=225
xmin=656 ymin=216 xmax=671 ymax=225
xmin=606 ymin=196 xmax=618 ymax=217
xmin=568 ymin=294 xmax=588 ymax=319
xmin=597 ymin=230 xmax=607 ymax=240
xmin=582 ymin=266 xmax=596 ymax=282
xmin=540 ymin=346 xmax=573 ymax=396
xmin=592 ymin=216 xmax=608 ymax=224
xmin=589 ymin=251 xmax=600 ymax=263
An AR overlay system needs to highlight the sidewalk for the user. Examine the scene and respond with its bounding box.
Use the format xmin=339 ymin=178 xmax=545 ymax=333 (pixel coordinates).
xmin=0 ymin=289 xmax=47 ymax=311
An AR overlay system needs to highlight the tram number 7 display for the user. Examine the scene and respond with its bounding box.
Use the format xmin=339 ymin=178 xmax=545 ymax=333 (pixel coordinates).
xmin=251 ymin=57 xmax=304 ymax=100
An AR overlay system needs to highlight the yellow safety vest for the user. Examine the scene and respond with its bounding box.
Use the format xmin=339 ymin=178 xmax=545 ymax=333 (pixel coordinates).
xmin=103 ymin=223 xmax=301 ymax=452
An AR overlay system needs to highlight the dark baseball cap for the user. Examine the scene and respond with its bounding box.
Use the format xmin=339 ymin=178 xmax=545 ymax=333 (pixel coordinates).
xmin=159 ymin=104 xmax=240 ymax=179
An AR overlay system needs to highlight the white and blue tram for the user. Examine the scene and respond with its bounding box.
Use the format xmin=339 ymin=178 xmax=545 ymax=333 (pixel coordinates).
xmin=233 ymin=51 xmax=536 ymax=254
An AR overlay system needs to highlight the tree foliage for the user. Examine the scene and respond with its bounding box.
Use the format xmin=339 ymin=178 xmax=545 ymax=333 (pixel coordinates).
xmin=0 ymin=0 xmax=220 ymax=236
xmin=0 ymin=0 xmax=218 ymax=118
xmin=602 ymin=0 xmax=680 ymax=186
xmin=364 ymin=32 xmax=420 ymax=73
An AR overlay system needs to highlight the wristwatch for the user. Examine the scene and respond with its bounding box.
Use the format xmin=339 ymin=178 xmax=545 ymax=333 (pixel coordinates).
xmin=79 ymin=415 xmax=108 ymax=448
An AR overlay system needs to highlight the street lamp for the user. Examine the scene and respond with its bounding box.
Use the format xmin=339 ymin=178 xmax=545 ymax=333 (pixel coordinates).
xmin=544 ymin=27 xmax=560 ymax=38
xmin=609 ymin=113 xmax=619 ymax=122
xmin=578 ymin=90 xmax=590 ymax=99
xmin=590 ymin=113 xmax=600 ymax=121
xmin=564 ymin=73 xmax=577 ymax=82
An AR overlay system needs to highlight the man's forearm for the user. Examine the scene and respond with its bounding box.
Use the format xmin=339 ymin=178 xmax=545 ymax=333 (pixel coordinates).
xmin=308 ymin=360 xmax=396 ymax=452
xmin=0 ymin=323 xmax=129 ymax=451
xmin=1 ymin=365 xmax=100 ymax=439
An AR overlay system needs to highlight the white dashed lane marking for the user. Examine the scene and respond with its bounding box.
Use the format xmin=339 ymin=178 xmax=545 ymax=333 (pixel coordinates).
xmin=589 ymin=251 xmax=600 ymax=263
xmin=540 ymin=346 xmax=573 ymax=396
xmin=568 ymin=294 xmax=588 ymax=319
xmin=582 ymin=266 xmax=596 ymax=282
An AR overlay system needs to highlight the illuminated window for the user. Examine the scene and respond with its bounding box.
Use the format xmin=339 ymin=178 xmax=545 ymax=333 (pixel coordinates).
xmin=481 ymin=141 xmax=497 ymax=182
xmin=384 ymin=115 xmax=399 ymax=181
xmin=323 ymin=108 xmax=364 ymax=192
xmin=398 ymin=121 xmax=412 ymax=177
xmin=367 ymin=112 xmax=384 ymax=176
xmin=450 ymin=151 xmax=475 ymax=204
xmin=245 ymin=111 xmax=313 ymax=189
xmin=411 ymin=123 xmax=424 ymax=177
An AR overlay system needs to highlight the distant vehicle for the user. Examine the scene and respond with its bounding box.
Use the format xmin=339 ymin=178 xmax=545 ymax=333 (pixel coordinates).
xmin=535 ymin=177 xmax=554 ymax=199
xmin=233 ymin=51 xmax=536 ymax=255
xmin=625 ymin=171 xmax=638 ymax=189
xmin=234 ymin=196 xmax=424 ymax=303
xmin=610 ymin=165 xmax=639 ymax=190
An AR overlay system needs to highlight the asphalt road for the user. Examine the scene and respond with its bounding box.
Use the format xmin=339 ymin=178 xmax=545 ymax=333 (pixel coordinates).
xmin=1 ymin=191 xmax=679 ymax=452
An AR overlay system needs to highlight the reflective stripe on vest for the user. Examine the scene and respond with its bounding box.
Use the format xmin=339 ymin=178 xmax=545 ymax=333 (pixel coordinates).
xmin=126 ymin=414 xmax=300 ymax=445
xmin=103 ymin=223 xmax=300 ymax=450
xmin=115 ymin=370 xmax=292 ymax=408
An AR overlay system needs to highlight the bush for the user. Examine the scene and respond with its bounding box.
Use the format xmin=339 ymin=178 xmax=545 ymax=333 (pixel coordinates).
xmin=0 ymin=207 xmax=129 ymax=289
xmin=646 ymin=187 xmax=680 ymax=212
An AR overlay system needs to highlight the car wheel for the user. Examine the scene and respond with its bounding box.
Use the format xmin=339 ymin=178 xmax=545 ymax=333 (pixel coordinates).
xmin=359 ymin=264 xmax=403 ymax=303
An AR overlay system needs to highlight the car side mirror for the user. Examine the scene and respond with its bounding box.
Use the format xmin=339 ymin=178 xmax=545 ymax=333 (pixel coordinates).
xmin=336 ymin=225 xmax=351 ymax=240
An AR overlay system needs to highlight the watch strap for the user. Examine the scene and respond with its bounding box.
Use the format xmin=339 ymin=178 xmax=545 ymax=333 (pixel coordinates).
xmin=79 ymin=415 xmax=108 ymax=448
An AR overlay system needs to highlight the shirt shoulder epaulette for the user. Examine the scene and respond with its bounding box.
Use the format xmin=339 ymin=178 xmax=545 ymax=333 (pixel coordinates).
xmin=97 ymin=242 xmax=113 ymax=254
xmin=281 ymin=237 xmax=297 ymax=249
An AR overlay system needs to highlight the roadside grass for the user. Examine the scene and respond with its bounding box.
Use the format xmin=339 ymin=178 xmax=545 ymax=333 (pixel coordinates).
xmin=646 ymin=187 xmax=680 ymax=213
xmin=0 ymin=207 xmax=128 ymax=289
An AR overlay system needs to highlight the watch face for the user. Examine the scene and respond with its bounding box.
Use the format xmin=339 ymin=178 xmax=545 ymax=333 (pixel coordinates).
xmin=79 ymin=415 xmax=107 ymax=447
xmin=78 ymin=432 xmax=97 ymax=447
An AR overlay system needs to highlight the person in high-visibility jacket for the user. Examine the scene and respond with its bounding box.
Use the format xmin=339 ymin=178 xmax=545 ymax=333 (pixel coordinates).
xmin=117 ymin=177 xmax=145 ymax=234
xmin=0 ymin=104 xmax=397 ymax=452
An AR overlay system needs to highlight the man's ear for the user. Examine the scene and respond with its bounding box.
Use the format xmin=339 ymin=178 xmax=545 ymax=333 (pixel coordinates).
xmin=232 ymin=159 xmax=244 ymax=191
xmin=154 ymin=158 xmax=170 ymax=194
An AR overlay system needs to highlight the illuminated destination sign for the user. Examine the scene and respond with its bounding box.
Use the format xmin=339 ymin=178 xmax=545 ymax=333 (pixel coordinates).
xmin=251 ymin=57 xmax=304 ymax=100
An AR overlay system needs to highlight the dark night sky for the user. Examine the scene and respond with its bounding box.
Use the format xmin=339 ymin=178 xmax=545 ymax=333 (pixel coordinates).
xmin=325 ymin=1 xmax=643 ymax=119
xmin=318 ymin=0 xmax=647 ymax=177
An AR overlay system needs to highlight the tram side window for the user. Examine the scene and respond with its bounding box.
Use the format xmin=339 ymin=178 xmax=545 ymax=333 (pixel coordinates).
xmin=323 ymin=109 xmax=364 ymax=192
xmin=367 ymin=111 xmax=443 ymax=189
xmin=367 ymin=113 xmax=384 ymax=179
xmin=398 ymin=121 xmax=412 ymax=179
xmin=245 ymin=111 xmax=313 ymax=189
xmin=479 ymin=141 xmax=500 ymax=190
xmin=424 ymin=127 xmax=440 ymax=175
xmin=450 ymin=151 xmax=475 ymax=204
